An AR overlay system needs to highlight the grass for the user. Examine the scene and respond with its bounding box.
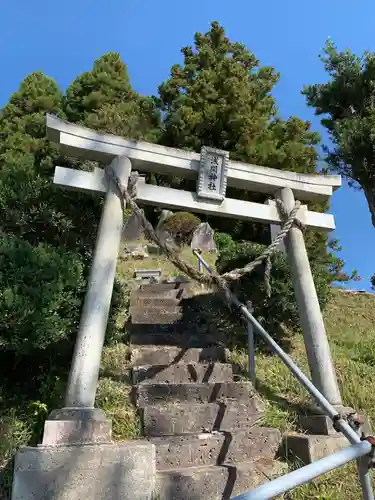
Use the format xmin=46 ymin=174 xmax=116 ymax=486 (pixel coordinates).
xmin=1 ymin=239 xmax=375 ymax=499
xmin=229 ymin=288 xmax=375 ymax=499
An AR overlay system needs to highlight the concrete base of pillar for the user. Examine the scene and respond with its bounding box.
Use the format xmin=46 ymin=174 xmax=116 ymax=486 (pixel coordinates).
xmin=12 ymin=441 xmax=156 ymax=500
xmin=42 ymin=408 xmax=112 ymax=446
xmin=283 ymin=434 xmax=349 ymax=465
xmin=299 ymin=406 xmax=372 ymax=436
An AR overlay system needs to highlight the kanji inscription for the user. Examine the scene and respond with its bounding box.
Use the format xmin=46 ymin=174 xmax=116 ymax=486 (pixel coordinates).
xmin=197 ymin=146 xmax=229 ymax=201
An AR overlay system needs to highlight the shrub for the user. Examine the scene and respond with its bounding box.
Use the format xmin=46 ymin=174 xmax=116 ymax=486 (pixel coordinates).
xmin=0 ymin=231 xmax=85 ymax=354
xmin=216 ymin=239 xmax=331 ymax=335
xmin=214 ymin=232 xmax=237 ymax=254
xmin=162 ymin=211 xmax=201 ymax=246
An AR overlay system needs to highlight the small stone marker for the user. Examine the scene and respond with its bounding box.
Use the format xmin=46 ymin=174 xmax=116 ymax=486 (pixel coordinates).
xmin=122 ymin=211 xmax=143 ymax=241
xmin=197 ymin=146 xmax=229 ymax=201
xmin=191 ymin=222 xmax=217 ymax=253
xmin=134 ymin=268 xmax=162 ymax=283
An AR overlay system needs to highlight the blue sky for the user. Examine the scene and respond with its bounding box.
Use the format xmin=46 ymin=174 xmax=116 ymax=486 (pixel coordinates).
xmin=1 ymin=0 xmax=375 ymax=289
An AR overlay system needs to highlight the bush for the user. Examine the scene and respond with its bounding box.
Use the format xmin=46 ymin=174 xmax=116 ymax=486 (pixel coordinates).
xmin=163 ymin=211 xmax=201 ymax=246
xmin=0 ymin=232 xmax=86 ymax=354
xmin=216 ymin=238 xmax=331 ymax=335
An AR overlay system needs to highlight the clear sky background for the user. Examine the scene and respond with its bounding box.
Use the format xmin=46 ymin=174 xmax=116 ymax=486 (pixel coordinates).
xmin=1 ymin=0 xmax=374 ymax=290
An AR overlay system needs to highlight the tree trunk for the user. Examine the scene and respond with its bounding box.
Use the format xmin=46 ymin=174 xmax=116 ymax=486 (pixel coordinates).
xmin=363 ymin=186 xmax=375 ymax=228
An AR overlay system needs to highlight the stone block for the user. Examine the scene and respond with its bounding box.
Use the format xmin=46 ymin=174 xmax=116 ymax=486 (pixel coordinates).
xmin=156 ymin=458 xmax=287 ymax=500
xmin=143 ymin=400 xmax=264 ymax=436
xmin=133 ymin=363 xmax=234 ymax=385
xmin=41 ymin=408 xmax=112 ymax=446
xmin=136 ymin=381 xmax=255 ymax=407
xmin=42 ymin=419 xmax=112 ymax=447
xmin=12 ymin=441 xmax=156 ymax=500
xmin=131 ymin=346 xmax=228 ymax=366
xmin=130 ymin=328 xmax=223 ymax=347
xmin=152 ymin=427 xmax=281 ymax=470
xmin=283 ymin=433 xmax=349 ymax=464
xmin=130 ymin=296 xmax=180 ymax=308
xmin=130 ymin=305 xmax=183 ymax=324
xmin=299 ymin=408 xmax=372 ymax=437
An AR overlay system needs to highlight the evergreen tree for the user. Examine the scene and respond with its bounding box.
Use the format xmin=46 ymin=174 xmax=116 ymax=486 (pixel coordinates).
xmin=65 ymin=52 xmax=160 ymax=141
xmin=156 ymin=21 xmax=350 ymax=300
xmin=304 ymin=41 xmax=375 ymax=228
xmin=0 ymin=73 xmax=87 ymax=353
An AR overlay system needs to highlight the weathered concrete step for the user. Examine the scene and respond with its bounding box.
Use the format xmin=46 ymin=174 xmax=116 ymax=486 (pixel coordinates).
xmin=136 ymin=381 xmax=255 ymax=407
xmin=130 ymin=329 xmax=224 ymax=347
xmin=133 ymin=363 xmax=234 ymax=385
xmin=138 ymin=282 xmax=190 ymax=293
xmin=151 ymin=427 xmax=281 ymax=470
xmin=131 ymin=346 xmax=228 ymax=366
xmin=130 ymin=295 xmax=181 ymax=307
xmin=156 ymin=458 xmax=287 ymax=500
xmin=133 ymin=287 xmax=182 ymax=299
xmin=130 ymin=306 xmax=183 ymax=324
xmin=142 ymin=400 xmax=264 ymax=436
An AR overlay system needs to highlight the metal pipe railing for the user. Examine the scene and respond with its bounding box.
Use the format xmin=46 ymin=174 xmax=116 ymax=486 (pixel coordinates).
xmin=192 ymin=249 xmax=374 ymax=499
xmin=232 ymin=441 xmax=372 ymax=500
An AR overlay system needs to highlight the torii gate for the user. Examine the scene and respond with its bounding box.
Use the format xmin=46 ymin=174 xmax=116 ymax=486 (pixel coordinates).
xmin=43 ymin=114 xmax=343 ymax=443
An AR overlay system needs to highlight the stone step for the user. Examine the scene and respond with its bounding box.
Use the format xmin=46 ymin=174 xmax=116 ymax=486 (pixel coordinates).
xmin=142 ymin=400 xmax=264 ymax=436
xmin=133 ymin=287 xmax=183 ymax=300
xmin=138 ymin=282 xmax=190 ymax=293
xmin=151 ymin=427 xmax=281 ymax=470
xmin=133 ymin=363 xmax=234 ymax=385
xmin=156 ymin=458 xmax=287 ymax=500
xmin=131 ymin=346 xmax=228 ymax=366
xmin=130 ymin=295 xmax=181 ymax=308
xmin=136 ymin=381 xmax=255 ymax=407
xmin=130 ymin=328 xmax=224 ymax=347
xmin=130 ymin=305 xmax=184 ymax=324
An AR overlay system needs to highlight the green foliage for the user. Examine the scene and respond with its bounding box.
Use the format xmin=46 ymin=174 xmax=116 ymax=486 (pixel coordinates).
xmin=155 ymin=21 xmax=345 ymax=291
xmin=216 ymin=236 xmax=331 ymax=332
xmin=304 ymin=40 xmax=375 ymax=227
xmin=0 ymin=232 xmax=85 ymax=354
xmin=163 ymin=211 xmax=201 ymax=246
xmin=214 ymin=231 xmax=237 ymax=254
xmin=65 ymin=52 xmax=160 ymax=142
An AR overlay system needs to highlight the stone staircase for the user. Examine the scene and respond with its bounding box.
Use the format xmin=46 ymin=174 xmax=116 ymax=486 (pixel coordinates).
xmin=129 ymin=281 xmax=287 ymax=499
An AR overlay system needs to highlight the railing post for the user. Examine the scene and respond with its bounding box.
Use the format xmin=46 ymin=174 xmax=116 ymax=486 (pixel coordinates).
xmin=246 ymin=301 xmax=256 ymax=386
xmin=275 ymin=187 xmax=342 ymax=407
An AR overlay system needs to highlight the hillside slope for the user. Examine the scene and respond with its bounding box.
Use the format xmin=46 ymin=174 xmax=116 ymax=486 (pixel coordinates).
xmin=1 ymin=241 xmax=374 ymax=499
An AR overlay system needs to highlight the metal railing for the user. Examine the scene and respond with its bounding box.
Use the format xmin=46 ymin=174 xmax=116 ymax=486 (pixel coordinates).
xmin=192 ymin=249 xmax=374 ymax=500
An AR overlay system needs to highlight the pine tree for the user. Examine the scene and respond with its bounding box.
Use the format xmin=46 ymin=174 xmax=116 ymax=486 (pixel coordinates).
xmin=156 ymin=21 xmax=350 ymax=309
xmin=304 ymin=41 xmax=375 ymax=228
xmin=65 ymin=52 xmax=160 ymax=141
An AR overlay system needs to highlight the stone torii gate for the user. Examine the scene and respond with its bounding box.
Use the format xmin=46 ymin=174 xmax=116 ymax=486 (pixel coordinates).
xmin=12 ymin=114 xmax=343 ymax=499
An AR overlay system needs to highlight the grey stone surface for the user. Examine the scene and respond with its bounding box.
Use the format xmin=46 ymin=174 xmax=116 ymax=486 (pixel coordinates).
xmin=136 ymin=381 xmax=255 ymax=407
xmin=64 ymin=156 xmax=132 ymax=409
xmin=133 ymin=363 xmax=234 ymax=385
xmin=130 ymin=329 xmax=224 ymax=347
xmin=143 ymin=400 xmax=264 ymax=436
xmin=41 ymin=418 xmax=112 ymax=446
xmin=283 ymin=434 xmax=349 ymax=464
xmin=48 ymin=408 xmax=106 ymax=421
xmin=276 ymin=187 xmax=342 ymax=406
xmin=130 ymin=296 xmax=181 ymax=308
xmin=130 ymin=305 xmax=183 ymax=324
xmin=131 ymin=346 xmax=227 ymax=366
xmin=151 ymin=427 xmax=281 ymax=470
xmin=12 ymin=441 xmax=156 ymax=500
xmin=156 ymin=458 xmax=287 ymax=500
